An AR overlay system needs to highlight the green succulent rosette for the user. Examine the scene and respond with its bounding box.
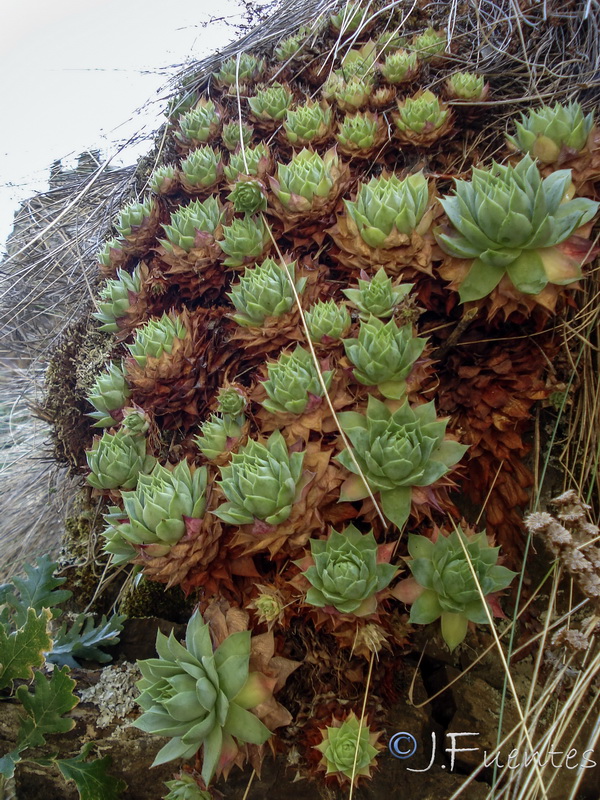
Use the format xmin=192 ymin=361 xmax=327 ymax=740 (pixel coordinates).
xmin=269 ymin=147 xmax=342 ymax=212
xmin=260 ymin=345 xmax=334 ymax=415
xmin=121 ymin=407 xmax=151 ymax=436
xmin=86 ymin=429 xmax=156 ymax=491
xmin=305 ymin=299 xmax=352 ymax=343
xmin=93 ymin=265 xmax=142 ymax=332
xmin=214 ymin=53 xmax=264 ymax=86
xmin=163 ymin=774 xmax=211 ymax=800
xmin=411 ymin=27 xmax=446 ymax=60
xmin=180 ymin=146 xmax=223 ymax=190
xmin=86 ymin=361 xmax=132 ymax=427
xmin=213 ymin=430 xmax=305 ymax=526
xmin=336 ymin=112 xmax=380 ymax=153
xmin=227 ymin=178 xmax=268 ymax=214
xmin=194 ymin=414 xmax=244 ymax=461
xmin=221 ymin=121 xmax=254 ymax=152
xmin=380 ymin=49 xmax=418 ymax=84
xmin=343 ymin=316 xmax=426 ymax=398
xmin=104 ymin=461 xmax=207 ymax=559
xmin=228 ymin=258 xmax=306 ymax=326
xmin=446 ymin=71 xmax=486 ymax=100
xmin=217 ymin=386 xmax=247 ymax=418
xmin=274 ymin=30 xmax=307 ymax=62
xmin=330 ymin=2 xmax=368 ymax=34
xmin=224 ymin=143 xmax=270 ymax=182
xmin=284 ymin=102 xmax=332 ymax=145
xmin=160 ymin=196 xmax=224 ymax=254
xmin=328 ymin=76 xmax=372 ymax=112
xmin=101 ymin=505 xmax=138 ymax=565
xmin=343 ymin=267 xmax=413 ymax=320
xmin=395 ymin=90 xmax=449 ymax=136
xmin=134 ymin=610 xmax=272 ymax=783
xmin=149 ymin=165 xmax=178 ymax=195
xmin=218 ymin=215 xmax=271 ymax=268
xmin=175 ymin=99 xmax=221 ymax=145
xmin=336 ymin=396 xmax=468 ymax=529
xmin=506 ymin=101 xmax=594 ymax=164
xmin=97 ymin=238 xmax=125 ymax=268
xmin=301 ymin=524 xmax=396 ymax=615
xmin=377 ymin=30 xmax=406 ymax=54
xmin=404 ymin=528 xmax=516 ymax=650
xmin=127 ymin=312 xmax=187 ymax=368
xmin=435 ymin=154 xmax=599 ymax=302
xmin=314 ymin=712 xmax=380 ymax=783
xmin=345 ymin=171 xmax=431 ymax=248
xmin=115 ymin=198 xmax=155 ymax=237
xmin=248 ymin=83 xmax=294 ymax=121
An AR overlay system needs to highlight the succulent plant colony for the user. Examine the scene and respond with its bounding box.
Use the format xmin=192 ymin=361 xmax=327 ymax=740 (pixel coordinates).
xmin=73 ymin=2 xmax=600 ymax=793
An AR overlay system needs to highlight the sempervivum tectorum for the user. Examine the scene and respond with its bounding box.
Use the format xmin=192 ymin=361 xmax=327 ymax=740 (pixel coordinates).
xmin=179 ymin=146 xmax=224 ymax=194
xmin=329 ymin=2 xmax=371 ymax=36
xmin=149 ymin=164 xmax=179 ymax=196
xmin=213 ymin=52 xmax=265 ymax=88
xmin=394 ymin=526 xmax=515 ymax=650
xmin=224 ymin=143 xmax=272 ymax=182
xmin=248 ymin=83 xmax=294 ymax=125
xmin=218 ymin=214 xmax=272 ymax=269
xmin=394 ymin=90 xmax=453 ymax=147
xmin=227 ymin=177 xmax=268 ymax=214
xmin=221 ymin=120 xmax=254 ymax=152
xmin=158 ymin=195 xmax=226 ymax=271
xmin=342 ymin=316 xmax=428 ymax=399
xmin=268 ymin=147 xmax=350 ymax=231
xmin=323 ymin=74 xmax=373 ymax=113
xmin=85 ymin=428 xmax=156 ymax=493
xmin=435 ymin=154 xmax=599 ymax=317
xmin=86 ymin=361 xmax=131 ymax=427
xmin=445 ymin=71 xmax=489 ymax=102
xmin=329 ymin=171 xmax=438 ymax=275
xmin=336 ymin=395 xmax=468 ymax=530
xmin=314 ymin=712 xmax=382 ymax=785
xmin=125 ymin=308 xmax=206 ymax=426
xmin=342 ymin=267 xmax=413 ymax=320
xmin=380 ymin=49 xmax=420 ymax=85
xmin=194 ymin=412 xmax=249 ymax=466
xmin=506 ymin=101 xmax=594 ymax=165
xmin=305 ymin=299 xmax=352 ymax=344
xmin=102 ymin=460 xmax=221 ymax=588
xmin=283 ymin=101 xmax=333 ymax=147
xmin=114 ymin=197 xmax=161 ymax=255
xmin=93 ymin=264 xmax=145 ymax=334
xmin=335 ymin=111 xmax=387 ymax=159
xmin=410 ymin=27 xmax=447 ymax=63
xmin=174 ymin=99 xmax=222 ymax=151
xmin=96 ymin=237 xmax=129 ymax=276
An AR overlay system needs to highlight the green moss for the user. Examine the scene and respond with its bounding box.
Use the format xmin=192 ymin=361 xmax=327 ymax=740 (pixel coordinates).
xmin=119 ymin=577 xmax=194 ymax=622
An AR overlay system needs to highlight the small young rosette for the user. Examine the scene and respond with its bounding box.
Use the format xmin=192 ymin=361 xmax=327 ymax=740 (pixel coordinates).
xmin=86 ymin=429 xmax=156 ymax=491
xmin=394 ymin=90 xmax=453 ymax=147
xmin=227 ymin=258 xmax=306 ymax=327
xmin=506 ymin=101 xmax=594 ymax=164
xmin=149 ymin=164 xmax=179 ymax=195
xmin=410 ymin=27 xmax=446 ymax=61
xmin=194 ymin=413 xmax=245 ymax=462
xmin=446 ymin=71 xmax=488 ymax=101
xmin=106 ymin=461 xmax=207 ymax=559
xmin=343 ymin=267 xmax=413 ymax=320
xmin=248 ymin=83 xmax=294 ymax=123
xmin=227 ymin=177 xmax=268 ymax=214
xmin=283 ymin=102 xmax=333 ymax=146
xmin=260 ymin=345 xmax=333 ymax=415
xmin=218 ymin=215 xmax=271 ymax=268
xmin=335 ymin=111 xmax=386 ymax=158
xmin=163 ymin=774 xmax=211 ymax=800
xmin=93 ymin=265 xmax=142 ymax=332
xmin=213 ymin=430 xmax=305 ymax=526
xmin=134 ymin=610 xmax=273 ymax=783
xmin=330 ymin=2 xmax=370 ymax=35
xmin=160 ymin=195 xmax=224 ymax=258
xmin=300 ymin=524 xmax=396 ymax=615
xmin=336 ymin=396 xmax=468 ymax=529
xmin=86 ymin=361 xmax=132 ymax=427
xmin=115 ymin=197 xmax=155 ymax=238
xmin=224 ymin=143 xmax=271 ymax=182
xmin=314 ymin=712 xmax=381 ymax=784
xmin=175 ymin=99 xmax=222 ymax=147
xmin=397 ymin=528 xmax=516 ymax=650
xmin=380 ymin=49 xmax=419 ymax=85
xmin=435 ymin=154 xmax=599 ymax=303
xmin=214 ymin=53 xmax=264 ymax=87
xmin=180 ymin=146 xmax=223 ymax=193
xmin=305 ymin=299 xmax=352 ymax=343
xmin=127 ymin=312 xmax=188 ymax=368
xmin=343 ymin=316 xmax=427 ymax=398
xmin=221 ymin=121 xmax=254 ymax=152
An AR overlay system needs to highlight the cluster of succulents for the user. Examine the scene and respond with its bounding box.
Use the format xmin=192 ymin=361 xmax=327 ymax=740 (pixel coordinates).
xmin=77 ymin=7 xmax=600 ymax=794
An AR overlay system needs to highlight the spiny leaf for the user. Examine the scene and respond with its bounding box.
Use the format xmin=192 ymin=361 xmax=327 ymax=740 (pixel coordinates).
xmin=0 ymin=556 xmax=72 ymax=627
xmin=15 ymin=665 xmax=78 ymax=749
xmin=47 ymin=613 xmax=127 ymax=669
xmin=57 ymin=742 xmax=127 ymax=800
xmin=0 ymin=607 xmax=52 ymax=690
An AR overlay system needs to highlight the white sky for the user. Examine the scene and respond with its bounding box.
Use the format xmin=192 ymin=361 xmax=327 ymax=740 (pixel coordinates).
xmin=0 ymin=0 xmax=271 ymax=251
